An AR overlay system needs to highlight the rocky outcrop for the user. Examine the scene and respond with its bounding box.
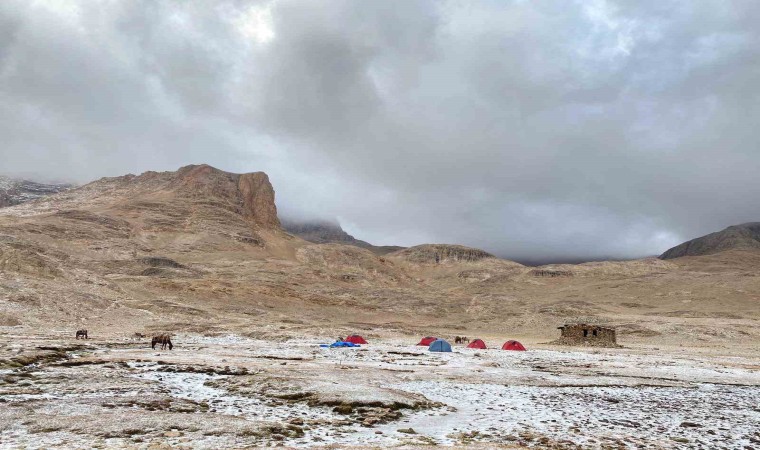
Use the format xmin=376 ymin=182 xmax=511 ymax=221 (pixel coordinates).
xmin=0 ymin=164 xmax=282 ymax=256
xmin=529 ymin=269 xmax=573 ymax=277
xmin=389 ymin=244 xmax=494 ymax=264
xmin=660 ymin=222 xmax=760 ymax=259
xmin=170 ymin=164 xmax=280 ymax=228
xmin=238 ymin=172 xmax=280 ymax=228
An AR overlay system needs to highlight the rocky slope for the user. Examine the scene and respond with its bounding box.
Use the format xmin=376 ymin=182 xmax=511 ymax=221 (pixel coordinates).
xmin=281 ymin=217 xmax=403 ymax=255
xmin=0 ymin=164 xmax=758 ymax=350
xmin=390 ymin=244 xmax=495 ymax=264
xmin=0 ymin=176 xmax=71 ymax=208
xmin=660 ymin=222 xmax=760 ymax=259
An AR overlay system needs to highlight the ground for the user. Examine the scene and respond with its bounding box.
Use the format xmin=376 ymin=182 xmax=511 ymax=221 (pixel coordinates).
xmin=1 ymin=332 xmax=758 ymax=449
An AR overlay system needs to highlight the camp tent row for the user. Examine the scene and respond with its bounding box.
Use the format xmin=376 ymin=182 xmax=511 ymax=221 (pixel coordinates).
xmin=420 ymin=337 xmax=527 ymax=352
xmin=325 ymin=335 xmax=526 ymax=352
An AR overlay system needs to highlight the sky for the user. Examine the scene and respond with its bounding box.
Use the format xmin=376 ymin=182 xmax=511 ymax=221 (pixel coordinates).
xmin=1 ymin=0 xmax=759 ymax=264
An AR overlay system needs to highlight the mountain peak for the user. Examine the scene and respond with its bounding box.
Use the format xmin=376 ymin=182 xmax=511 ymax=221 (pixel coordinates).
xmin=95 ymin=164 xmax=281 ymax=229
xmin=660 ymin=222 xmax=760 ymax=259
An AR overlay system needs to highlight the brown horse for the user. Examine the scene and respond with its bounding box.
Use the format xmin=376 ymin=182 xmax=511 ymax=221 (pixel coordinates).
xmin=151 ymin=334 xmax=173 ymax=350
xmin=455 ymin=336 xmax=469 ymax=344
xmin=75 ymin=329 xmax=88 ymax=339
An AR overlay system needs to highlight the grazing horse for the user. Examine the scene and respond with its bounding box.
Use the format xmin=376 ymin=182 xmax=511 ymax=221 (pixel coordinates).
xmin=455 ymin=336 xmax=469 ymax=344
xmin=151 ymin=334 xmax=173 ymax=350
xmin=75 ymin=329 xmax=88 ymax=339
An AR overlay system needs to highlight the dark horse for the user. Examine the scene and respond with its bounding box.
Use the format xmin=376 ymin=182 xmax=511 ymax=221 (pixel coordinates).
xmin=455 ymin=336 xmax=470 ymax=344
xmin=151 ymin=334 xmax=173 ymax=350
xmin=75 ymin=329 xmax=88 ymax=339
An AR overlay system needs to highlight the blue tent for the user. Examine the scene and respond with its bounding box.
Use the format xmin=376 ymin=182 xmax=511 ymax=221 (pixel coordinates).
xmin=320 ymin=342 xmax=361 ymax=348
xmin=428 ymin=339 xmax=452 ymax=352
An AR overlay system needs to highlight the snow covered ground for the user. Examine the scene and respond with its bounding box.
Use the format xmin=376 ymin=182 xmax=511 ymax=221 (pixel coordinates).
xmin=1 ymin=335 xmax=758 ymax=448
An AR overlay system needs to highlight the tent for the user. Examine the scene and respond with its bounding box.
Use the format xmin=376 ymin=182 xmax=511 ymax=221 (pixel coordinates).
xmin=417 ymin=336 xmax=437 ymax=346
xmin=467 ymin=339 xmax=487 ymax=349
xmin=501 ymin=340 xmax=526 ymax=351
xmin=428 ymin=339 xmax=452 ymax=352
xmin=344 ymin=335 xmax=368 ymax=345
xmin=320 ymin=341 xmax=361 ymax=348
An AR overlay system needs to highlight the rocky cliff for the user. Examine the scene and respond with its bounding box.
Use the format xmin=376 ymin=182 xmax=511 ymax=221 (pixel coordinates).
xmin=389 ymin=244 xmax=495 ymax=264
xmin=660 ymin=222 xmax=760 ymax=259
xmin=168 ymin=164 xmax=280 ymax=228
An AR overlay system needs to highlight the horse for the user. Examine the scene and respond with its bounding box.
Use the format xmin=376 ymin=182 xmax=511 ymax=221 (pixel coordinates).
xmin=75 ymin=329 xmax=88 ymax=339
xmin=455 ymin=336 xmax=469 ymax=344
xmin=151 ymin=334 xmax=173 ymax=350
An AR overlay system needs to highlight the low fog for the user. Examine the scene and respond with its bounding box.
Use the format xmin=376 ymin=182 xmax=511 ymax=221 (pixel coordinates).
xmin=1 ymin=1 xmax=759 ymax=263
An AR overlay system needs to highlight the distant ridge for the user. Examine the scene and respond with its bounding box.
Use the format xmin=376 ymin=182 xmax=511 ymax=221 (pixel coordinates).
xmin=660 ymin=222 xmax=760 ymax=259
xmin=389 ymin=244 xmax=496 ymax=264
xmin=0 ymin=176 xmax=71 ymax=208
xmin=281 ymin=217 xmax=403 ymax=255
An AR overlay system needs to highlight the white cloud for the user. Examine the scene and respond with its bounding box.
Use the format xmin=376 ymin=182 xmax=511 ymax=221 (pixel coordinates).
xmin=1 ymin=0 xmax=759 ymax=262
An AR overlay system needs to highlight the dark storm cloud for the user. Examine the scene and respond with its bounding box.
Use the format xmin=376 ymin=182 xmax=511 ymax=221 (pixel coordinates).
xmin=1 ymin=0 xmax=759 ymax=262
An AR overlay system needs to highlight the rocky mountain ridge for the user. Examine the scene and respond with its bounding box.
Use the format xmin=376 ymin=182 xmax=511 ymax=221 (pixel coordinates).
xmin=0 ymin=164 xmax=758 ymax=350
xmin=660 ymin=222 xmax=760 ymax=259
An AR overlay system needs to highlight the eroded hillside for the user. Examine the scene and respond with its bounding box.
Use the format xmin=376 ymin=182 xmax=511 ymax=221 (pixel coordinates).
xmin=0 ymin=165 xmax=758 ymax=350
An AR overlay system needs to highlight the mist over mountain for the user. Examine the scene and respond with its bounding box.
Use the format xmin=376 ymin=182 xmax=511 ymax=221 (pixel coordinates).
xmin=280 ymin=217 xmax=403 ymax=256
xmin=2 ymin=1 xmax=760 ymax=262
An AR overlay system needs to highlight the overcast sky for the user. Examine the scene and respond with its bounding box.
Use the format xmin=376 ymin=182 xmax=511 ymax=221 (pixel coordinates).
xmin=1 ymin=1 xmax=759 ymax=263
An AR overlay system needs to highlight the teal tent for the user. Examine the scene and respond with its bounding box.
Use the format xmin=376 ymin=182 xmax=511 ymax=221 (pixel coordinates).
xmin=428 ymin=339 xmax=452 ymax=352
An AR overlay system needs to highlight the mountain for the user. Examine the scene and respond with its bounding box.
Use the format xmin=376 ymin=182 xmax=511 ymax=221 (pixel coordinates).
xmin=0 ymin=164 xmax=758 ymax=350
xmin=660 ymin=222 xmax=760 ymax=259
xmin=0 ymin=176 xmax=72 ymax=208
xmin=281 ymin=217 xmax=403 ymax=255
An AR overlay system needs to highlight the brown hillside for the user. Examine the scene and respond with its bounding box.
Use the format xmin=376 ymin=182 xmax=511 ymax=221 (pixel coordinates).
xmin=0 ymin=164 xmax=758 ymax=351
xmin=660 ymin=222 xmax=760 ymax=259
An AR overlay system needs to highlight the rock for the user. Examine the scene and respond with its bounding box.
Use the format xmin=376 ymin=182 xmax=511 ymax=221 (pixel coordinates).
xmin=362 ymin=418 xmax=379 ymax=427
xmin=670 ymin=437 xmax=690 ymax=443
xmin=397 ymin=428 xmax=417 ymax=434
xmin=163 ymin=430 xmax=182 ymax=438
xmin=680 ymin=422 xmax=702 ymax=428
xmin=333 ymin=404 xmax=353 ymax=415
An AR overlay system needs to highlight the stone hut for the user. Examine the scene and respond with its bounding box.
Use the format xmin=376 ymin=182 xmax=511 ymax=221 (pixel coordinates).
xmin=552 ymin=323 xmax=618 ymax=347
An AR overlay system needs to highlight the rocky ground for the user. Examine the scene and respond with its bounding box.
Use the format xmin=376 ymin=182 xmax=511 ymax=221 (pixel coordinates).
xmin=1 ymin=332 xmax=758 ymax=449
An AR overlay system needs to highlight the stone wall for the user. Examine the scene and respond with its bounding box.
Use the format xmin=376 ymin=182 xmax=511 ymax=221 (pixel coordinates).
xmin=552 ymin=323 xmax=619 ymax=347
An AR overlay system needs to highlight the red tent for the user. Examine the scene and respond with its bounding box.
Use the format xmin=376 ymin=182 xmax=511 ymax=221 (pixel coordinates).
xmin=417 ymin=336 xmax=437 ymax=346
xmin=344 ymin=335 xmax=368 ymax=345
xmin=501 ymin=340 xmax=526 ymax=351
xmin=467 ymin=339 xmax=487 ymax=349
